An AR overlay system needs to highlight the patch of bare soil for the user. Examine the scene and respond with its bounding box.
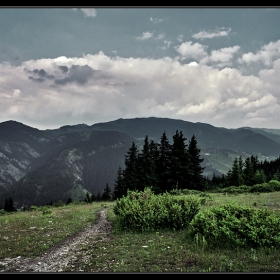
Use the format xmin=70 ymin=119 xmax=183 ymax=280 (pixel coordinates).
xmin=0 ymin=207 xmax=112 ymax=273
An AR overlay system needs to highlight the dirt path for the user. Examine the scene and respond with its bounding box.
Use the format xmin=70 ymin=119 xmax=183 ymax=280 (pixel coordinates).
xmin=0 ymin=207 xmax=112 ymax=273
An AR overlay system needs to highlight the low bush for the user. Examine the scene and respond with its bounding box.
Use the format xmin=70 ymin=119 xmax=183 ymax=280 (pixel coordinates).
xmin=189 ymin=203 xmax=280 ymax=249
xmin=29 ymin=205 xmax=38 ymax=211
xmin=268 ymin=180 xmax=280 ymax=191
xmin=53 ymin=200 xmax=65 ymax=207
xmin=249 ymin=183 xmax=274 ymax=193
xmin=209 ymin=181 xmax=280 ymax=194
xmin=209 ymin=185 xmax=250 ymax=194
xmin=169 ymin=189 xmax=203 ymax=196
xmin=113 ymin=187 xmax=201 ymax=233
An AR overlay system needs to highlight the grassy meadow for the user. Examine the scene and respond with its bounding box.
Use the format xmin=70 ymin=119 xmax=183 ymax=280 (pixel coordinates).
xmin=1 ymin=191 xmax=280 ymax=272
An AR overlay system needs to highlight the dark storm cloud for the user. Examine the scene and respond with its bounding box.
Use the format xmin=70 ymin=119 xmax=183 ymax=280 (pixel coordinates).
xmin=28 ymin=76 xmax=45 ymax=83
xmin=59 ymin=65 xmax=68 ymax=73
xmin=24 ymin=68 xmax=55 ymax=82
xmin=34 ymin=69 xmax=47 ymax=77
xmin=54 ymin=65 xmax=97 ymax=85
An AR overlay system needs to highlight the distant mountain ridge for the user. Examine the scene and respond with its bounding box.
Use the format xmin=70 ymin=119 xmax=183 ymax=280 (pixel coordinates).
xmin=0 ymin=117 xmax=280 ymax=208
xmin=91 ymin=117 xmax=280 ymax=155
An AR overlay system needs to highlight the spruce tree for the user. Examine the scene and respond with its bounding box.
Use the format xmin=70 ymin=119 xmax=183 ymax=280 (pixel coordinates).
xmin=188 ymin=135 xmax=205 ymax=190
xmin=137 ymin=135 xmax=158 ymax=192
xmin=243 ymin=157 xmax=255 ymax=186
xmin=66 ymin=197 xmax=73 ymax=205
xmin=149 ymin=139 xmax=160 ymax=193
xmin=227 ymin=157 xmax=243 ymax=186
xmin=4 ymin=197 xmax=16 ymax=212
xmin=250 ymin=155 xmax=260 ymax=173
xmin=84 ymin=192 xmax=92 ymax=203
xmin=253 ymin=169 xmax=266 ymax=184
xmin=102 ymin=183 xmax=112 ymax=201
xmin=169 ymin=130 xmax=190 ymax=190
xmin=157 ymin=131 xmax=172 ymax=192
xmin=113 ymin=166 xmax=126 ymax=199
xmin=123 ymin=141 xmax=139 ymax=191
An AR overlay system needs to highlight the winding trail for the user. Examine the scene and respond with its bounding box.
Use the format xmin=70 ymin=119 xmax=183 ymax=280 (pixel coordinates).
xmin=1 ymin=207 xmax=112 ymax=272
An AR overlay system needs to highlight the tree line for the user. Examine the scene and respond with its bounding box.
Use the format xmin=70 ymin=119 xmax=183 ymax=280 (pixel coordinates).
xmin=206 ymin=155 xmax=280 ymax=190
xmin=113 ymin=130 xmax=205 ymax=199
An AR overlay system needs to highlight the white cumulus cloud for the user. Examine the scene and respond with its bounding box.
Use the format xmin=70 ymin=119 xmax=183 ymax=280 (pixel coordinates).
xmin=136 ymin=31 xmax=154 ymax=40
xmin=192 ymin=28 xmax=231 ymax=39
xmin=175 ymin=41 xmax=208 ymax=61
xmin=0 ymin=51 xmax=280 ymax=129
xmin=238 ymin=39 xmax=280 ymax=66
xmin=200 ymin=45 xmax=240 ymax=67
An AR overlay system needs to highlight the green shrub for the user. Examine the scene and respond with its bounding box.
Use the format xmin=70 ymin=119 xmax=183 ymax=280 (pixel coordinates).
xmin=29 ymin=205 xmax=38 ymax=211
xmin=169 ymin=189 xmax=203 ymax=196
xmin=42 ymin=209 xmax=53 ymax=215
xmin=53 ymin=200 xmax=64 ymax=207
xmin=268 ymin=180 xmax=280 ymax=191
xmin=113 ymin=187 xmax=201 ymax=233
xmin=249 ymin=183 xmax=274 ymax=193
xmin=189 ymin=204 xmax=280 ymax=249
xmin=38 ymin=206 xmax=53 ymax=215
xmin=209 ymin=185 xmax=250 ymax=194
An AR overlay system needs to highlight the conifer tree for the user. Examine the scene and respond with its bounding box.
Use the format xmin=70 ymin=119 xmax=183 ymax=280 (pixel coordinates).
xmin=4 ymin=197 xmax=16 ymax=212
xmin=227 ymin=157 xmax=244 ymax=186
xmin=157 ymin=131 xmax=172 ymax=192
xmin=272 ymin=169 xmax=280 ymax=181
xmin=169 ymin=130 xmax=190 ymax=190
xmin=250 ymin=155 xmax=260 ymax=173
xmin=113 ymin=166 xmax=126 ymax=199
xmin=188 ymin=135 xmax=205 ymax=190
xmin=243 ymin=157 xmax=255 ymax=186
xmin=137 ymin=135 xmax=158 ymax=192
xmin=84 ymin=192 xmax=92 ymax=203
xmin=253 ymin=169 xmax=266 ymax=184
xmin=123 ymin=141 xmax=139 ymax=191
xmin=149 ymin=139 xmax=160 ymax=193
xmin=66 ymin=197 xmax=73 ymax=205
xmin=102 ymin=183 xmax=112 ymax=201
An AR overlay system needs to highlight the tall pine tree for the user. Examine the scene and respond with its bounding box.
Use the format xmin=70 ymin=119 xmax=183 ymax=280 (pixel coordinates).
xmin=187 ymin=135 xmax=205 ymax=190
xmin=123 ymin=141 xmax=139 ymax=191
xmin=113 ymin=166 xmax=126 ymax=199
xmin=102 ymin=183 xmax=112 ymax=201
xmin=169 ymin=130 xmax=190 ymax=190
xmin=157 ymin=131 xmax=172 ymax=192
xmin=137 ymin=135 xmax=158 ymax=192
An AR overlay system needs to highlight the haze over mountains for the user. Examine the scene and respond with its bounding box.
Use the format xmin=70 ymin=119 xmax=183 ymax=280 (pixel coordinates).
xmin=1 ymin=117 xmax=280 ymax=208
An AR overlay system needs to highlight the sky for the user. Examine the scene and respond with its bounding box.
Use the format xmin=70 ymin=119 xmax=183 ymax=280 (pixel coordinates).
xmin=0 ymin=7 xmax=280 ymax=130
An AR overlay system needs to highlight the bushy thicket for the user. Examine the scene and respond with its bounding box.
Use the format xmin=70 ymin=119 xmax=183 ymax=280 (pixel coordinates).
xmin=210 ymin=180 xmax=280 ymax=194
xmin=113 ymin=188 xmax=201 ymax=233
xmin=189 ymin=204 xmax=280 ymax=249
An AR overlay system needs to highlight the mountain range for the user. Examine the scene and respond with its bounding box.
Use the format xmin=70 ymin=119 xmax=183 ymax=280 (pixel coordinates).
xmin=1 ymin=117 xmax=280 ymax=208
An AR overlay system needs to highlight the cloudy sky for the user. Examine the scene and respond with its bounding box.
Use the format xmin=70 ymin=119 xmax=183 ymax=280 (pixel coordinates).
xmin=1 ymin=7 xmax=280 ymax=130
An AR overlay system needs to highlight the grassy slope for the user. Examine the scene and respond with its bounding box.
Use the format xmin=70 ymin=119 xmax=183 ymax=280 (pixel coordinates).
xmin=1 ymin=193 xmax=280 ymax=272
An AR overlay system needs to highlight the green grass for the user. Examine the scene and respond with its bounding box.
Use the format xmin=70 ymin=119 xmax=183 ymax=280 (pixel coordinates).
xmin=64 ymin=202 xmax=280 ymax=272
xmin=1 ymin=193 xmax=280 ymax=272
xmin=0 ymin=202 xmax=114 ymax=260
xmin=203 ymin=191 xmax=280 ymax=212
